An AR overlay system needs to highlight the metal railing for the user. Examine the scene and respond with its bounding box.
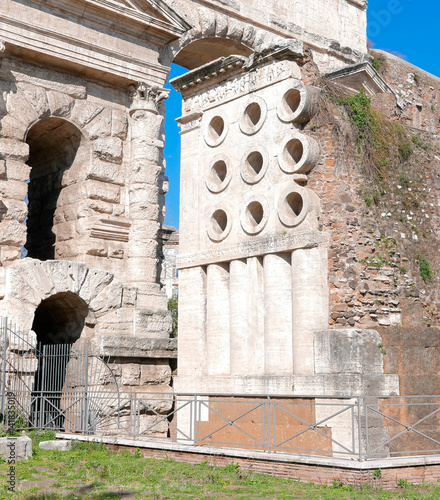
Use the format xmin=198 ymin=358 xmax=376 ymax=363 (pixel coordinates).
xmin=3 ymin=318 xmax=440 ymax=461
xmin=4 ymin=389 xmax=440 ymax=461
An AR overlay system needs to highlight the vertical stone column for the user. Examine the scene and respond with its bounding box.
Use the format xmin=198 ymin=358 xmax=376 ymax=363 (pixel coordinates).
xmin=127 ymin=83 xmax=169 ymax=319
xmin=263 ymin=253 xmax=293 ymax=375
xmin=291 ymin=246 xmax=329 ymax=374
xmin=229 ymin=259 xmax=248 ymax=375
xmin=178 ymin=266 xmax=207 ymax=377
xmin=246 ymin=256 xmax=265 ymax=376
xmin=206 ymin=263 xmax=230 ymax=376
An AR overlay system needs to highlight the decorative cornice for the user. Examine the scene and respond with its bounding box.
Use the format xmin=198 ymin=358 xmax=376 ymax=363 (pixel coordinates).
xmin=86 ymin=0 xmax=191 ymax=36
xmin=171 ymin=40 xmax=304 ymax=93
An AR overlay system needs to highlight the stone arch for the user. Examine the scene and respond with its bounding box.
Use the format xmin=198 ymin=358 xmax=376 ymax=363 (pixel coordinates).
xmin=163 ymin=8 xmax=278 ymax=68
xmin=0 ymin=259 xmax=123 ymax=338
xmin=174 ymin=37 xmax=254 ymax=70
xmin=0 ymin=77 xmax=123 ymax=265
xmin=25 ymin=117 xmax=87 ymax=260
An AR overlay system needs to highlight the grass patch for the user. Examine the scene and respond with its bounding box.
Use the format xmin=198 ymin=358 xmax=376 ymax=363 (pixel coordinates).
xmin=3 ymin=439 xmax=440 ymax=498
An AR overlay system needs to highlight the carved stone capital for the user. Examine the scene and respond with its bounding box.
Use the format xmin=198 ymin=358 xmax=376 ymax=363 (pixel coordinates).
xmin=129 ymin=82 xmax=169 ymax=115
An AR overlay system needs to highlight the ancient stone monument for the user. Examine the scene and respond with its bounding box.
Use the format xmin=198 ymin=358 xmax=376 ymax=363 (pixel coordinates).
xmin=1 ymin=0 xmax=440 ymax=453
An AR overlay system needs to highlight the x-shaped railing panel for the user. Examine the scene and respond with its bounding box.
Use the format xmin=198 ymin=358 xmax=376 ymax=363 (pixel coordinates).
xmin=271 ymin=401 xmax=356 ymax=456
xmin=195 ymin=399 xmax=266 ymax=449
xmin=366 ymin=402 xmax=440 ymax=457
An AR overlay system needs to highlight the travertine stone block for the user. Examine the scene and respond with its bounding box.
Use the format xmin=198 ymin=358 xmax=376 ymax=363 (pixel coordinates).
xmin=94 ymin=336 xmax=177 ymax=358
xmin=0 ymin=139 xmax=29 ymax=160
xmin=111 ymin=109 xmax=128 ymax=139
xmin=0 ymin=199 xmax=27 ymax=222
xmin=17 ymin=82 xmax=50 ymax=118
xmin=0 ymin=179 xmax=27 ymax=200
xmin=86 ymin=158 xmax=125 ymax=186
xmin=84 ymin=108 xmax=112 ymax=139
xmin=86 ymin=180 xmax=120 ymax=204
xmin=4 ymin=160 xmax=30 ymax=182
xmin=140 ymin=361 xmax=172 ymax=386
xmin=0 ymin=220 xmax=26 ymax=246
xmin=6 ymin=89 xmax=39 ymax=125
xmin=0 ymin=267 xmax=5 ymax=299
xmin=92 ymin=137 xmax=123 ymax=163
xmin=70 ymin=100 xmax=104 ymax=128
xmin=129 ymin=184 xmax=160 ymax=204
xmin=121 ymin=363 xmax=141 ymax=386
xmin=0 ymin=114 xmax=28 ymax=140
xmin=0 ymin=436 xmax=32 ymax=461
xmin=46 ymin=90 xmax=75 ymax=117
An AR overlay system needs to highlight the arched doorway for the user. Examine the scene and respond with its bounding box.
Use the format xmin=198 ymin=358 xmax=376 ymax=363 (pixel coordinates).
xmin=25 ymin=118 xmax=86 ymax=260
xmin=32 ymin=291 xmax=88 ymax=346
xmin=31 ymin=291 xmax=89 ymax=427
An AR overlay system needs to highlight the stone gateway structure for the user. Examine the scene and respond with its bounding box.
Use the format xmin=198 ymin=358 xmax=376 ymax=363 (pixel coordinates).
xmin=1 ymin=0 xmax=440 ymax=455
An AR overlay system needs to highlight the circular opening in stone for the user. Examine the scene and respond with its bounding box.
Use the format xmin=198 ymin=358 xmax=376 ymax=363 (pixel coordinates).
xmin=245 ymin=151 xmax=264 ymax=177
xmin=283 ymin=89 xmax=301 ymax=115
xmin=285 ymin=192 xmax=303 ymax=218
xmin=211 ymin=160 xmax=227 ymax=184
xmin=211 ymin=209 xmax=228 ymax=235
xmin=283 ymin=139 xmax=304 ymax=167
xmin=208 ymin=116 xmax=225 ymax=142
xmin=246 ymin=201 xmax=264 ymax=227
xmin=244 ymin=102 xmax=262 ymax=129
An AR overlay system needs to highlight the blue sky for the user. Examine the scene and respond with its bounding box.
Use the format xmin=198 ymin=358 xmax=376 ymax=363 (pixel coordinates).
xmin=163 ymin=1 xmax=440 ymax=227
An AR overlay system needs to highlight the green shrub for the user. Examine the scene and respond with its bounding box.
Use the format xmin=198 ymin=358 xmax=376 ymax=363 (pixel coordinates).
xmin=419 ymin=256 xmax=434 ymax=282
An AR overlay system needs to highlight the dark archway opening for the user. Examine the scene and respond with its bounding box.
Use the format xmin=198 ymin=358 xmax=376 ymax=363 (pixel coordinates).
xmin=32 ymin=292 xmax=88 ymax=346
xmin=31 ymin=292 xmax=88 ymax=428
xmin=25 ymin=118 xmax=83 ymax=260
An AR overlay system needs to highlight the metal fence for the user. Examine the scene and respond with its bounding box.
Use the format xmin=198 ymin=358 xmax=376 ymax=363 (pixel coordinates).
xmin=0 ymin=317 xmax=121 ymax=434
xmin=2 ymin=318 xmax=440 ymax=461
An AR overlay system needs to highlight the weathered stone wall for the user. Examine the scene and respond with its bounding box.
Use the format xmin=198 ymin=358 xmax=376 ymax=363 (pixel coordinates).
xmin=298 ymin=52 xmax=440 ymax=331
xmin=371 ymin=49 xmax=440 ymax=135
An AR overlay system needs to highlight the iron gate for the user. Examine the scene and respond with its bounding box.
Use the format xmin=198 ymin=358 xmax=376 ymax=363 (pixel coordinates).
xmin=0 ymin=317 xmax=123 ymax=433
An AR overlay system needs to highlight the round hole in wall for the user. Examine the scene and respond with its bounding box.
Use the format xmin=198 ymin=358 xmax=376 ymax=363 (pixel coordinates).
xmin=241 ymin=197 xmax=269 ymax=235
xmin=285 ymin=192 xmax=303 ymax=217
xmin=246 ymin=201 xmax=264 ymax=227
xmin=240 ymin=147 xmax=268 ymax=184
xmin=284 ymin=139 xmax=303 ymax=166
xmin=244 ymin=102 xmax=261 ymax=128
xmin=206 ymin=155 xmax=232 ymax=193
xmin=212 ymin=160 xmax=227 ymax=183
xmin=282 ymin=89 xmax=301 ymax=116
xmin=278 ymin=133 xmax=320 ymax=174
xmin=246 ymin=151 xmax=263 ymax=176
xmin=208 ymin=116 xmax=224 ymax=142
xmin=211 ymin=209 xmax=228 ymax=235
xmin=239 ymin=96 xmax=267 ymax=135
xmin=278 ymin=188 xmax=309 ymax=227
